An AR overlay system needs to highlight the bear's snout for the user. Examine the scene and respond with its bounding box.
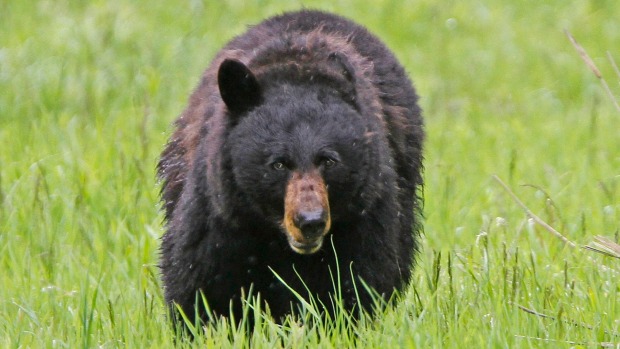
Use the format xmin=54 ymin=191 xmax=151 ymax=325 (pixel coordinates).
xmin=294 ymin=209 xmax=328 ymax=240
xmin=283 ymin=170 xmax=331 ymax=254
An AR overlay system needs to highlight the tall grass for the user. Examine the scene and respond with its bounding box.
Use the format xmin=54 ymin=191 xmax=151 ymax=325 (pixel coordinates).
xmin=1 ymin=0 xmax=618 ymax=347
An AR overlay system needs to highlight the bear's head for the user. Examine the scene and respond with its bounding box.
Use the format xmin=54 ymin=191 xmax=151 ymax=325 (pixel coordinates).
xmin=218 ymin=59 xmax=386 ymax=255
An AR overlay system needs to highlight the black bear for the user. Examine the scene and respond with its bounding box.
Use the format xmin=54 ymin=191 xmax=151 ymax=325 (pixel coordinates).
xmin=158 ymin=10 xmax=424 ymax=325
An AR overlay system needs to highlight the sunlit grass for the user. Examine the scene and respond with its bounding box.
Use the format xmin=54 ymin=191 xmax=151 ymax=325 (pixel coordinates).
xmin=1 ymin=0 xmax=618 ymax=347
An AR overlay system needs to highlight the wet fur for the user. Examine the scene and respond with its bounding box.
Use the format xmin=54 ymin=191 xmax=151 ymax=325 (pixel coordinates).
xmin=158 ymin=10 xmax=424 ymax=325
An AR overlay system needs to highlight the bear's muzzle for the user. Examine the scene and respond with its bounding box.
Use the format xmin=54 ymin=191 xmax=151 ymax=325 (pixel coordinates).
xmin=283 ymin=170 xmax=331 ymax=254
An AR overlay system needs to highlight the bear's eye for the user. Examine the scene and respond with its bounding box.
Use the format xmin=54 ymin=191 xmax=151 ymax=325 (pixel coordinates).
xmin=272 ymin=162 xmax=286 ymax=171
xmin=322 ymin=158 xmax=336 ymax=168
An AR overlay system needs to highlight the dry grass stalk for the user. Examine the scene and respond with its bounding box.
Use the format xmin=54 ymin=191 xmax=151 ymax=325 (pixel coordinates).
xmin=514 ymin=303 xmax=620 ymax=344
xmin=565 ymin=29 xmax=620 ymax=114
xmin=492 ymin=175 xmax=577 ymax=247
xmin=583 ymin=235 xmax=620 ymax=259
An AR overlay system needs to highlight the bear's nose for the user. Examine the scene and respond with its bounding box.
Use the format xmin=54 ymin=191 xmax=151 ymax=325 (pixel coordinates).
xmin=294 ymin=210 xmax=327 ymax=240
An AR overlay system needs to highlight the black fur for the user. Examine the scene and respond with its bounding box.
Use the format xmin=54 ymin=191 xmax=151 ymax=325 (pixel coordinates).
xmin=158 ymin=10 xmax=424 ymax=325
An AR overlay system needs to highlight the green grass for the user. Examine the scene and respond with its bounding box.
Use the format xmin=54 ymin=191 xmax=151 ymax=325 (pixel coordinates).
xmin=1 ymin=0 xmax=619 ymax=347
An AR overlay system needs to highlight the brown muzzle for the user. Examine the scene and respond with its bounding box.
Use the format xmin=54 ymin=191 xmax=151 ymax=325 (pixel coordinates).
xmin=283 ymin=170 xmax=331 ymax=254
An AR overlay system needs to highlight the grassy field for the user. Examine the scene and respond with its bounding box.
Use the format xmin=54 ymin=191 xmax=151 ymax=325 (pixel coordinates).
xmin=1 ymin=0 xmax=619 ymax=347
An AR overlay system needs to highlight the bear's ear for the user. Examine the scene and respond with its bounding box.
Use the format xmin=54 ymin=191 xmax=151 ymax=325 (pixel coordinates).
xmin=218 ymin=59 xmax=262 ymax=114
xmin=327 ymin=52 xmax=355 ymax=82
xmin=326 ymin=52 xmax=358 ymax=108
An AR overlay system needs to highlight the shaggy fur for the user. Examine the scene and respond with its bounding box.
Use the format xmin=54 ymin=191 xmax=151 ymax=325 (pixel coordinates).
xmin=158 ymin=10 xmax=424 ymax=325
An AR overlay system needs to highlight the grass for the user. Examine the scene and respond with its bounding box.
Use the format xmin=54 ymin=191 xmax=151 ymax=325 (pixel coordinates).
xmin=1 ymin=0 xmax=619 ymax=347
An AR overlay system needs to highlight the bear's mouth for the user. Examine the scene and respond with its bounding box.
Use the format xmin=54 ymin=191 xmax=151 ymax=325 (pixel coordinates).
xmin=288 ymin=236 xmax=324 ymax=255
xmin=282 ymin=170 xmax=331 ymax=255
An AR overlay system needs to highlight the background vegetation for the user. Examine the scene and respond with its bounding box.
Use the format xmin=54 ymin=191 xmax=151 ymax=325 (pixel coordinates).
xmin=1 ymin=0 xmax=618 ymax=347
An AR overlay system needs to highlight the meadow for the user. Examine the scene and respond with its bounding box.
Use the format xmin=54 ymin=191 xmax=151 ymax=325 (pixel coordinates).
xmin=1 ymin=0 xmax=618 ymax=347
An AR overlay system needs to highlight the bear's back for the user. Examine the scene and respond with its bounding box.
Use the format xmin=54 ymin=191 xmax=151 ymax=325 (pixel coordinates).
xmin=226 ymin=11 xmax=413 ymax=101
